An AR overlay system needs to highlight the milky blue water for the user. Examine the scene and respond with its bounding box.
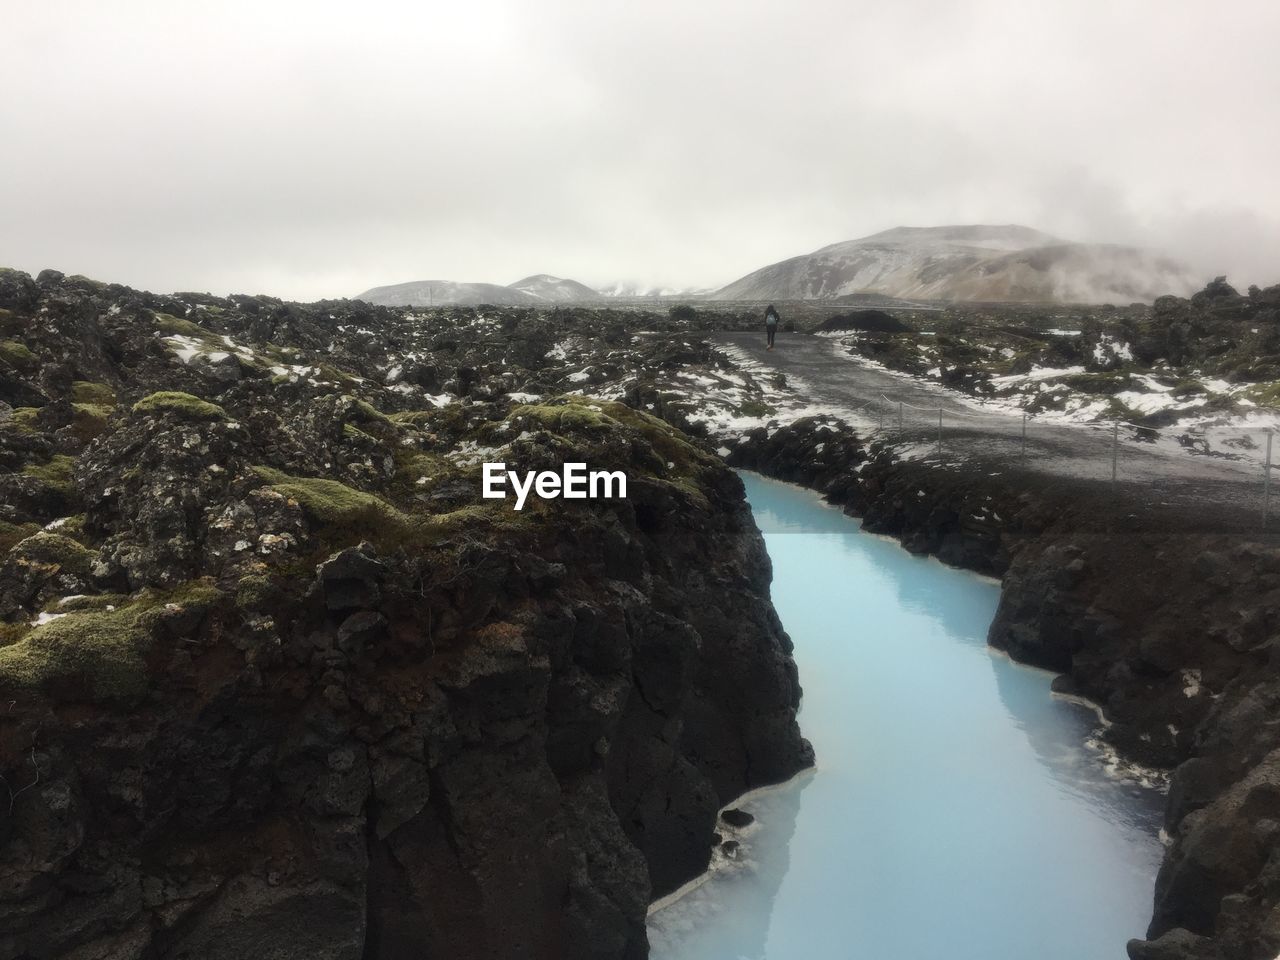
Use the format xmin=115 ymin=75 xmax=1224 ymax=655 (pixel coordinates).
xmin=648 ymin=473 xmax=1164 ymax=960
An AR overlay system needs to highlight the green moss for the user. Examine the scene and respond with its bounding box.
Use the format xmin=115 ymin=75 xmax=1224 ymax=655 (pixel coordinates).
xmin=235 ymin=575 xmax=274 ymax=609
xmin=351 ymin=398 xmax=392 ymax=425
xmin=0 ymin=582 xmax=222 ymax=700
xmin=388 ymin=410 xmax=437 ymax=427
xmin=343 ymin=423 xmax=377 ymax=442
xmin=508 ymin=396 xmax=714 ymax=505
xmin=737 ymin=398 xmax=775 ymax=418
xmin=45 ymin=515 xmax=89 ymax=543
xmin=0 ymin=521 xmax=41 ymax=555
xmin=251 ymin=465 xmax=518 ymax=553
xmin=1102 ymin=398 xmax=1141 ymax=421
xmin=5 ymin=532 xmax=95 ymax=579
xmin=391 ymin=452 xmax=451 ymax=493
xmin=1243 ymin=382 xmax=1280 ymax=409
xmin=8 ymin=407 xmax=40 ymax=434
xmin=22 ymin=454 xmax=76 ymax=496
xmin=1059 ymin=372 xmax=1130 ymax=395
xmin=0 ymin=622 xmax=31 ymax=649
xmin=70 ymin=381 xmax=117 ymax=405
xmin=153 ymin=313 xmax=211 ymax=338
xmin=0 ymin=339 xmax=37 ymax=369
xmin=252 ymin=466 xmax=408 ymax=529
xmin=47 ymin=593 xmax=128 ymax=613
xmin=71 ymin=403 xmax=112 ymax=441
xmin=132 ymin=391 xmax=226 ymax=420
xmin=511 ymin=401 xmax=615 ymax=434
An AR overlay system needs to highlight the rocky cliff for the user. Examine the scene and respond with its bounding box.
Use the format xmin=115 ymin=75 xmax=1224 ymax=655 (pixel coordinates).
xmin=0 ymin=270 xmax=811 ymax=959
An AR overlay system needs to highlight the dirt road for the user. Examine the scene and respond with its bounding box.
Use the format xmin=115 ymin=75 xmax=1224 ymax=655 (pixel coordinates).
xmin=716 ymin=331 xmax=1275 ymax=535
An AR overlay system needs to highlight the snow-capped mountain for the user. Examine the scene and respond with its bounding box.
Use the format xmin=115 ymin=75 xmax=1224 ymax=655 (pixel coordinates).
xmin=508 ymin=274 xmax=600 ymax=303
xmin=356 ymin=273 xmax=706 ymax=306
xmin=712 ymin=225 xmax=1200 ymax=304
xmin=355 ymin=280 xmax=544 ymax=307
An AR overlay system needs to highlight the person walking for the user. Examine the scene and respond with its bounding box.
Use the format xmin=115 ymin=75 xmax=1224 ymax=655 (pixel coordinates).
xmin=765 ymin=304 xmax=780 ymax=350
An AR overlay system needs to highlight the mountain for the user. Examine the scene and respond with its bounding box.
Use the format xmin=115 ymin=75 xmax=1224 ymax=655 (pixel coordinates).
xmin=355 ymin=280 xmax=544 ymax=307
xmin=711 ymin=224 xmax=1200 ymax=304
xmin=508 ymin=274 xmax=600 ymax=303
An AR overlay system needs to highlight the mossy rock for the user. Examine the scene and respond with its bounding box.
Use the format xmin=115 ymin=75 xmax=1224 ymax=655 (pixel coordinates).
xmin=0 ymin=339 xmax=37 ymax=370
xmin=507 ymin=396 xmax=714 ymax=506
xmin=0 ymin=621 xmax=31 ymax=649
xmin=132 ymin=391 xmax=227 ymax=420
xmin=390 ymin=452 xmax=452 ymax=495
xmin=22 ymin=454 xmax=76 ymax=496
xmin=45 ymin=593 xmax=128 ymax=613
xmin=153 ymin=313 xmax=211 ymax=338
xmin=0 ymin=582 xmax=222 ymax=700
xmin=388 ymin=410 xmax=439 ymax=427
xmin=42 ymin=515 xmax=89 ymax=543
xmin=6 ymin=532 xmax=96 ymax=580
xmin=70 ymin=381 xmax=117 ymax=405
xmin=8 ymin=407 xmax=41 ymax=434
xmin=253 ymin=466 xmax=407 ymax=529
xmin=1243 ymin=382 xmax=1280 ymax=409
xmin=343 ymin=423 xmax=377 ymax=443
xmin=737 ymin=398 xmax=775 ymax=418
xmin=1102 ymin=398 xmax=1141 ymax=421
xmin=350 ymin=397 xmax=392 ymax=425
xmin=0 ymin=520 xmax=41 ymax=555
xmin=1059 ymin=372 xmax=1131 ymax=396
xmin=235 ymin=574 xmax=275 ymax=609
xmin=252 ymin=466 xmax=517 ymax=553
xmin=71 ymin=403 xmax=113 ymax=442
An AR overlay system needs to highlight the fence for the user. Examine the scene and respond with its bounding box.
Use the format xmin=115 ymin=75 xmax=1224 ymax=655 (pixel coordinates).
xmin=841 ymin=392 xmax=1278 ymax=532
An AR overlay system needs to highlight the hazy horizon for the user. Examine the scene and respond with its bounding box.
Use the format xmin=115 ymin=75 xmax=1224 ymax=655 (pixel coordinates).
xmin=3 ymin=1 xmax=1278 ymax=300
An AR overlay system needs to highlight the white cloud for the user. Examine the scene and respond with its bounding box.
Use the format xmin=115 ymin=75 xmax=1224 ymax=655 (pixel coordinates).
xmin=1 ymin=0 xmax=1277 ymax=299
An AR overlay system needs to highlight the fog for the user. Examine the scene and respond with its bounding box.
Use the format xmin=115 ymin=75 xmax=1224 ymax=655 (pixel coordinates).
xmin=1 ymin=0 xmax=1277 ymax=300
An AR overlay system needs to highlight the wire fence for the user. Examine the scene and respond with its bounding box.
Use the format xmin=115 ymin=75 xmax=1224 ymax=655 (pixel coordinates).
xmin=850 ymin=392 xmax=1278 ymax=531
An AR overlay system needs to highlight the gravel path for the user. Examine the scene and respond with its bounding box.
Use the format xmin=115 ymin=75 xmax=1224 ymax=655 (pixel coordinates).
xmin=717 ymin=331 xmax=1276 ymax=536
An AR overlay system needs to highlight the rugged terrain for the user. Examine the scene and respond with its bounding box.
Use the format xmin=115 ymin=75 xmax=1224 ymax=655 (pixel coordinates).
xmin=5 ymin=266 xmax=1280 ymax=959
xmin=811 ymin=277 xmax=1280 ymax=443
xmin=0 ymin=270 xmax=810 ymax=959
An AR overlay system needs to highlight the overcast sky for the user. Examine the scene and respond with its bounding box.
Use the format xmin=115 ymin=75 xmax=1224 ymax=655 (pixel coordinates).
xmin=2 ymin=0 xmax=1278 ymax=300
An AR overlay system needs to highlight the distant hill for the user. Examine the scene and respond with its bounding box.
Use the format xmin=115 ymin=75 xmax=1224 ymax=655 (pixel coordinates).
xmin=356 ymin=273 xmax=712 ymax=306
xmin=355 ymin=280 xmax=544 ymax=308
xmin=711 ymin=225 xmax=1200 ymax=304
xmin=508 ymin=274 xmax=600 ymax=303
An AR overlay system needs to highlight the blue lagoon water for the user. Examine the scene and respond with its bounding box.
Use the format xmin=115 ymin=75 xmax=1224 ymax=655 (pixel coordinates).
xmin=648 ymin=473 xmax=1164 ymax=960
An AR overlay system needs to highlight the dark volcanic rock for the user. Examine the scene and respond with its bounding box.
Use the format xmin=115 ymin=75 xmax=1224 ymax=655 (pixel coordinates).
xmin=0 ymin=272 xmax=811 ymax=960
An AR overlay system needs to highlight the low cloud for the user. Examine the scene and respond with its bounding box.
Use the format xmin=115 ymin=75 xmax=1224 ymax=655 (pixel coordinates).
xmin=1 ymin=0 xmax=1277 ymax=299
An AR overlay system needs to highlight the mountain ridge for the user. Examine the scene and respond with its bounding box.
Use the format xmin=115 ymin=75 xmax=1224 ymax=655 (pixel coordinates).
xmin=712 ymin=224 xmax=1200 ymax=304
xmin=355 ymin=224 xmax=1201 ymax=307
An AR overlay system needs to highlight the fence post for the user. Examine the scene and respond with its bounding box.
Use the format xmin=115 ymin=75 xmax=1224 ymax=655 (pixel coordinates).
xmin=1265 ymin=428 xmax=1274 ymax=531
xmin=1111 ymin=423 xmax=1119 ymax=483
xmin=937 ymin=408 xmax=943 ymax=456
xmin=1021 ymin=413 xmax=1027 ymax=457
